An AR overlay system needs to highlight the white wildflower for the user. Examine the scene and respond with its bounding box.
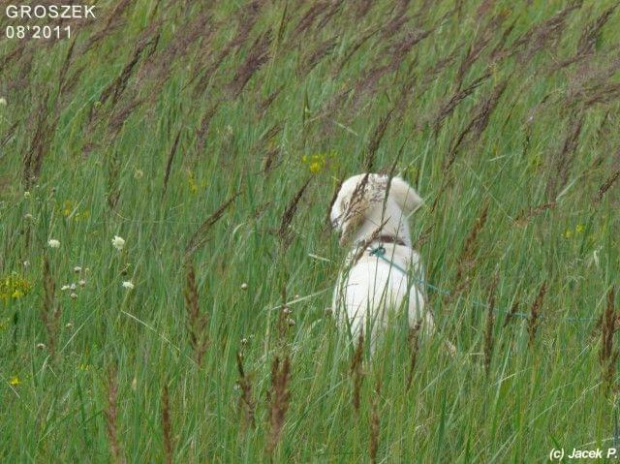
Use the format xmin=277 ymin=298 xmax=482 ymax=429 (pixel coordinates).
xmin=111 ymin=235 xmax=125 ymax=251
xmin=241 ymin=282 xmax=248 ymax=290
xmin=74 ymin=266 xmax=82 ymax=273
xmin=48 ymin=239 xmax=60 ymax=249
xmin=122 ymin=280 xmax=134 ymax=290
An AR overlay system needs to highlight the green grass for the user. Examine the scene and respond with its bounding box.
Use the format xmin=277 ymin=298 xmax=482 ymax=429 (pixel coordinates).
xmin=1 ymin=0 xmax=620 ymax=462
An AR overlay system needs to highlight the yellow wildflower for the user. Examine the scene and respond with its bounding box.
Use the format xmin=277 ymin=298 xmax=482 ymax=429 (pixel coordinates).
xmin=0 ymin=273 xmax=32 ymax=303
xmin=309 ymin=161 xmax=323 ymax=174
xmin=9 ymin=376 xmax=20 ymax=386
xmin=563 ymin=229 xmax=573 ymax=239
xmin=302 ymin=153 xmax=328 ymax=174
xmin=187 ymin=170 xmax=198 ymax=194
xmin=576 ymin=224 xmax=585 ymax=234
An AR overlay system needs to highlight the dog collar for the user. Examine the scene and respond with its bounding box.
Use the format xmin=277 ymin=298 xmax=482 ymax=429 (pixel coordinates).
xmin=374 ymin=235 xmax=407 ymax=247
xmin=369 ymin=245 xmax=409 ymax=275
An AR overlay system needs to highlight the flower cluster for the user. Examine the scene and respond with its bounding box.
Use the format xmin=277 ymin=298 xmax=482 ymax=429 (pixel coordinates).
xmin=0 ymin=273 xmax=32 ymax=304
xmin=56 ymin=200 xmax=90 ymax=220
xmin=563 ymin=223 xmax=585 ymax=239
xmin=60 ymin=266 xmax=89 ymax=299
xmin=302 ymin=153 xmax=330 ymax=174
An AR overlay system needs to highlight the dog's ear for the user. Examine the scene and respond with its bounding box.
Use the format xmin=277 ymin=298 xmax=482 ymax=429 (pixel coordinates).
xmin=389 ymin=177 xmax=423 ymax=215
xmin=339 ymin=195 xmax=369 ymax=246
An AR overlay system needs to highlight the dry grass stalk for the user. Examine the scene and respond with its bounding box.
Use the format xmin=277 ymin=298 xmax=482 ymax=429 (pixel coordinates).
xmin=557 ymin=5 xmax=617 ymax=69
xmin=432 ymin=71 xmax=491 ymax=135
xmin=236 ymin=352 xmax=256 ymax=430
xmin=252 ymin=122 xmax=283 ymax=159
xmin=351 ymin=331 xmax=365 ymax=413
xmin=484 ymin=274 xmax=499 ymax=376
xmin=161 ymin=385 xmax=174 ymax=464
xmin=503 ymin=300 xmax=521 ymax=328
xmin=161 ymin=129 xmax=183 ymax=199
xmin=370 ymin=380 xmax=381 ymax=464
xmin=514 ymin=202 xmax=556 ymax=227
xmin=406 ymin=322 xmax=422 ymax=391
xmin=87 ymin=0 xmax=132 ymax=51
xmin=446 ymin=79 xmax=508 ymax=169
xmin=60 ymin=63 xmax=86 ymax=96
xmin=454 ymin=202 xmax=490 ymax=287
xmin=57 ymin=38 xmax=76 ymax=94
xmin=593 ymin=169 xmax=620 ymax=204
xmin=99 ymin=35 xmax=153 ymax=107
xmin=184 ymin=193 xmax=238 ymax=259
xmin=227 ymin=31 xmax=272 ymax=98
xmin=365 ymin=109 xmax=394 ymax=172
xmin=196 ymin=101 xmax=221 ymax=151
xmin=514 ymin=1 xmax=582 ymax=64
xmin=0 ymin=122 xmax=19 ymax=152
xmin=456 ymin=35 xmax=492 ymax=90
xmin=600 ymin=287 xmax=618 ymax=389
xmin=108 ymin=97 xmax=145 ymax=135
xmin=258 ymin=85 xmax=284 ymax=115
xmin=192 ymin=5 xmax=259 ymax=97
xmin=106 ymin=150 xmax=122 ymax=210
xmin=294 ymin=1 xmax=329 ymax=36
xmin=546 ymin=114 xmax=584 ymax=201
xmin=387 ymin=28 xmax=433 ymax=72
xmin=333 ymin=27 xmax=379 ymax=76
xmin=315 ymin=2 xmax=342 ymax=30
xmin=489 ymin=20 xmax=518 ymax=63
xmin=278 ymin=178 xmax=311 ymax=250
xmin=325 ymin=178 xmax=344 ymax=228
xmin=23 ymin=99 xmax=59 ymax=190
xmin=563 ymin=56 xmax=620 ymax=108
xmin=261 ymin=148 xmax=282 ymax=175
xmin=298 ymin=35 xmax=339 ymax=75
xmin=183 ymin=262 xmax=209 ymax=365
xmin=105 ymin=365 xmax=126 ymax=464
xmin=383 ymin=0 xmax=415 ymax=35
xmin=266 ymin=355 xmax=292 ymax=456
xmin=355 ymin=0 xmax=373 ymax=19
xmin=528 ymin=282 xmax=547 ymax=347
xmin=0 ymin=42 xmax=26 ymax=70
xmin=349 ymin=218 xmax=390 ymax=266
xmin=140 ymin=13 xmax=212 ymax=101
xmin=42 ymin=256 xmax=61 ymax=360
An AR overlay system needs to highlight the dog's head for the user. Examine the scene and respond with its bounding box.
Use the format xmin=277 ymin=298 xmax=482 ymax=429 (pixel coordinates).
xmin=330 ymin=173 xmax=423 ymax=246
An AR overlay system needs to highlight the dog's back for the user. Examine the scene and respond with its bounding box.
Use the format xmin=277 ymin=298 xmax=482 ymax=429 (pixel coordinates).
xmin=333 ymin=243 xmax=433 ymax=349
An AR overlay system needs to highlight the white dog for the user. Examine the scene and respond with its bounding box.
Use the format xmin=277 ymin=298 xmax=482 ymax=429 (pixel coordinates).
xmin=330 ymin=173 xmax=436 ymax=351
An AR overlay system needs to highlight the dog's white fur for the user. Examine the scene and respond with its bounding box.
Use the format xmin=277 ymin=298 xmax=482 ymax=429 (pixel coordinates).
xmin=330 ymin=173 xmax=435 ymax=350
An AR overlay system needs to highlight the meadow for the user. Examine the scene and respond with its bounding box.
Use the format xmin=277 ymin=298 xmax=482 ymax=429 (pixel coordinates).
xmin=1 ymin=0 xmax=620 ymax=462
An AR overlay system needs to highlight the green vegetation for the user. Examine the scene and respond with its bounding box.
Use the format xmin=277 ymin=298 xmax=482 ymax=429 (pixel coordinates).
xmin=1 ymin=0 xmax=619 ymax=461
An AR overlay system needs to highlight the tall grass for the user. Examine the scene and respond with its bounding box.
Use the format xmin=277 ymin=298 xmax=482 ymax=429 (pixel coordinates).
xmin=1 ymin=0 xmax=619 ymax=461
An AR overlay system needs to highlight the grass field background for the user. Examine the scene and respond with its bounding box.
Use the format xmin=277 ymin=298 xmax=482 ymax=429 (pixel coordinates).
xmin=1 ymin=0 xmax=620 ymax=462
